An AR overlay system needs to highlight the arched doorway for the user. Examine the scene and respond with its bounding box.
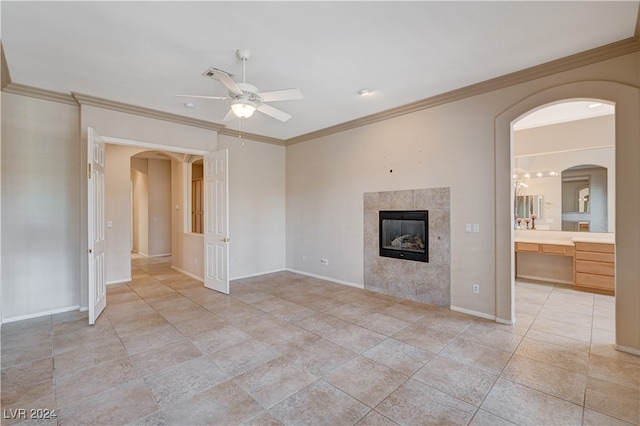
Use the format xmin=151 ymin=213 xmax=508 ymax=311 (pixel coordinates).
xmin=494 ymin=81 xmax=640 ymax=354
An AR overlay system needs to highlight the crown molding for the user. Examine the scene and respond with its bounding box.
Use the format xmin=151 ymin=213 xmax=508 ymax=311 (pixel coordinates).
xmin=3 ymin=83 xmax=78 ymax=106
xmin=286 ymin=37 xmax=640 ymax=146
xmin=72 ymin=92 xmax=224 ymax=132
xmin=218 ymin=128 xmax=285 ymax=146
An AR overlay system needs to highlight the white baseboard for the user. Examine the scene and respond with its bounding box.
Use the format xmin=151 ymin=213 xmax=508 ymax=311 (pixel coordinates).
xmin=2 ymin=305 xmax=80 ymax=323
xmin=107 ymin=277 xmax=131 ymax=285
xmin=450 ymin=305 xmax=495 ymax=321
xmin=148 ymin=253 xmax=171 ymax=258
xmin=285 ymin=268 xmax=364 ymax=289
xmin=516 ymin=274 xmax=573 ymax=285
xmin=496 ymin=317 xmax=516 ymax=325
xmin=170 ymin=266 xmax=204 ymax=282
xmin=615 ymin=344 xmax=640 ymax=356
xmin=231 ymin=269 xmax=286 ymax=281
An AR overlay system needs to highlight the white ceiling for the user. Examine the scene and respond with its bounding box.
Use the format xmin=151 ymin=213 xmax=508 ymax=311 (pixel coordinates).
xmin=1 ymin=1 xmax=638 ymax=141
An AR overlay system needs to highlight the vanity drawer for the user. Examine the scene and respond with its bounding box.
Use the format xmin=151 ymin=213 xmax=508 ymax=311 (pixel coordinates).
xmin=575 ymin=251 xmax=614 ymax=263
xmin=575 ymin=260 xmax=614 ymax=276
xmin=574 ymin=242 xmax=614 ymax=254
xmin=575 ymin=272 xmax=614 ymax=291
xmin=516 ymin=242 xmax=539 ymax=253
xmin=541 ymin=244 xmax=573 ymax=256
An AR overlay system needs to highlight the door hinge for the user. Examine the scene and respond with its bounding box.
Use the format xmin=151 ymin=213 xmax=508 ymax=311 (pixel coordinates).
xmin=88 ymin=163 xmax=92 ymax=179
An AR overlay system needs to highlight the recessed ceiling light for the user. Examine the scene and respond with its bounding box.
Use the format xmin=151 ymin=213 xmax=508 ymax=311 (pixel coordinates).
xmin=184 ymin=102 xmax=195 ymax=109
xmin=587 ymin=102 xmax=603 ymax=109
xmin=357 ymin=88 xmax=372 ymax=96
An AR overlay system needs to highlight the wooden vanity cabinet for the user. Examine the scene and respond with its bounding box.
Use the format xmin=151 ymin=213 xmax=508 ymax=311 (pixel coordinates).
xmin=574 ymin=242 xmax=615 ymax=295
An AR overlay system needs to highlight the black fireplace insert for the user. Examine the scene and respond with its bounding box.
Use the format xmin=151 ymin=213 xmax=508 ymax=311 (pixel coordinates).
xmin=379 ymin=210 xmax=428 ymax=262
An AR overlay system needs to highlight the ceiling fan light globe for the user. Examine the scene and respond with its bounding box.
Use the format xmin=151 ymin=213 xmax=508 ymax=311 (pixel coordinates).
xmin=230 ymin=99 xmax=257 ymax=118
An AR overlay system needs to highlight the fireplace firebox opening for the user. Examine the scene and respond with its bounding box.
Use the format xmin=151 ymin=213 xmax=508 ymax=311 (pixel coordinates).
xmin=379 ymin=210 xmax=428 ymax=262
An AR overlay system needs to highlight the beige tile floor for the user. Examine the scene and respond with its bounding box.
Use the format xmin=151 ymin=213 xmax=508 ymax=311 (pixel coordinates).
xmin=2 ymin=255 xmax=639 ymax=425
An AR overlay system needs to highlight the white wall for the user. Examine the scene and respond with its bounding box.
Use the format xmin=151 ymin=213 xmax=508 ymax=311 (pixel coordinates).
xmin=218 ymin=135 xmax=286 ymax=279
xmin=1 ymin=93 xmax=81 ymax=320
xmin=105 ymin=145 xmax=142 ymax=283
xmin=286 ymin=100 xmax=498 ymax=316
xmin=170 ymin=159 xmax=203 ymax=279
xmin=147 ymin=159 xmax=172 ymax=256
xmin=131 ymin=159 xmax=148 ymax=255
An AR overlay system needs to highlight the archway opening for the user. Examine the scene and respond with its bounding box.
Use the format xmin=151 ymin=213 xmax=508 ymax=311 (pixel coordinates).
xmin=510 ymin=99 xmax=615 ymax=334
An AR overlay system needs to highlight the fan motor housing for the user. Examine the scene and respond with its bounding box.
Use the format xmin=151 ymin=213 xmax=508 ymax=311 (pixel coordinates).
xmin=233 ymin=82 xmax=261 ymax=102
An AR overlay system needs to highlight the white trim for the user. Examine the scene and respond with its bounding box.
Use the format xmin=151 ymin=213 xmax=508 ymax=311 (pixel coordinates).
xmin=148 ymin=253 xmax=171 ymax=258
xmin=171 ymin=266 xmax=204 ymax=282
xmin=496 ymin=317 xmax=516 ymax=325
xmin=516 ymin=274 xmax=573 ymax=285
xmin=107 ymin=278 xmax=131 ymax=285
xmin=2 ymin=305 xmax=80 ymax=323
xmin=102 ymin=136 xmax=208 ymax=156
xmin=451 ymin=305 xmax=496 ymax=321
xmin=231 ymin=269 xmax=287 ymax=281
xmin=285 ymin=269 xmax=364 ymax=289
xmin=615 ymin=344 xmax=640 ymax=356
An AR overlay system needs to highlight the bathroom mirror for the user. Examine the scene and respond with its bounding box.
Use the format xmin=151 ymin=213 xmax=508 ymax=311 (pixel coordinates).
xmin=512 ymin=100 xmax=615 ymax=233
xmin=516 ymin=195 xmax=543 ymax=220
xmin=561 ymin=165 xmax=607 ymax=232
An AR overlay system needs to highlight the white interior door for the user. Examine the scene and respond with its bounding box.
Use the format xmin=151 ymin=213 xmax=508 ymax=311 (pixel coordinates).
xmin=204 ymin=149 xmax=229 ymax=294
xmin=87 ymin=127 xmax=107 ymax=324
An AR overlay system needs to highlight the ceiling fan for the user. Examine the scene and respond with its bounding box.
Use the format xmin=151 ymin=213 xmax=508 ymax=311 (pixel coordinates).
xmin=176 ymin=49 xmax=303 ymax=122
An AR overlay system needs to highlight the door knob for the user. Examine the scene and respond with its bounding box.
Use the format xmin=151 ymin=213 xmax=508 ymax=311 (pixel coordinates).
xmin=222 ymin=237 xmax=230 ymax=243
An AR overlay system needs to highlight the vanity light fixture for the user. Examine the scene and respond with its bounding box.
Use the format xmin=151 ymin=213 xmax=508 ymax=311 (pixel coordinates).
xmin=513 ymin=171 xmax=559 ymax=180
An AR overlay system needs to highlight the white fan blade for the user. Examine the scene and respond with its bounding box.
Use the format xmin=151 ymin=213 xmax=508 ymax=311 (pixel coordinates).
xmin=257 ymin=103 xmax=292 ymax=122
xmin=203 ymin=67 xmax=243 ymax=97
xmin=222 ymin=109 xmax=237 ymax=122
xmin=259 ymin=88 xmax=303 ymax=102
xmin=175 ymin=94 xmax=229 ymax=100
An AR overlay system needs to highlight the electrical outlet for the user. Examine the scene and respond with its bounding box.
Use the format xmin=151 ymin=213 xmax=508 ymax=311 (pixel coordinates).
xmin=194 ymin=258 xmax=198 ymax=264
xmin=302 ymin=256 xmax=306 ymax=262
xmin=472 ymin=284 xmax=479 ymax=294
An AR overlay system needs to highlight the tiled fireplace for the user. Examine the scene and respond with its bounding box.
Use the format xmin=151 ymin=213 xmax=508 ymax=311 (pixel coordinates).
xmin=364 ymin=188 xmax=451 ymax=307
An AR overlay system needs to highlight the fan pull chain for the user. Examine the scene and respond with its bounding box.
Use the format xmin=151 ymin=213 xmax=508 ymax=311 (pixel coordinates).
xmin=238 ymin=117 xmax=245 ymax=146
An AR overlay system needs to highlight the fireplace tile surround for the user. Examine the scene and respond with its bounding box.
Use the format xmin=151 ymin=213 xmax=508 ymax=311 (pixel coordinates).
xmin=364 ymin=188 xmax=451 ymax=307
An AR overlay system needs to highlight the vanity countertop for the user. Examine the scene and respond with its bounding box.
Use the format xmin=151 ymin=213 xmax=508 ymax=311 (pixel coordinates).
xmin=514 ymin=238 xmax=575 ymax=246
xmin=571 ymin=236 xmax=615 ymax=244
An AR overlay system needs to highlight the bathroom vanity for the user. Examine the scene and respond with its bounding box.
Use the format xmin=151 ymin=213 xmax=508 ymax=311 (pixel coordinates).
xmin=515 ymin=234 xmax=615 ymax=295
